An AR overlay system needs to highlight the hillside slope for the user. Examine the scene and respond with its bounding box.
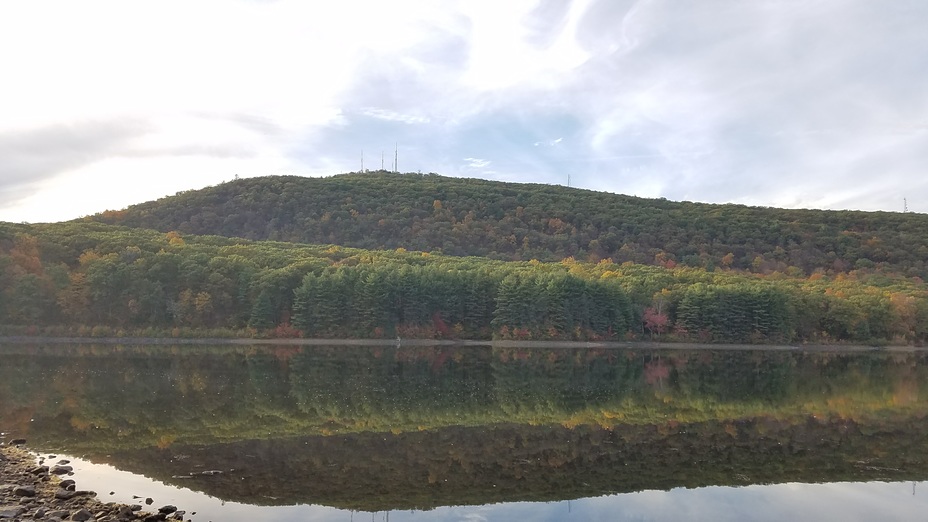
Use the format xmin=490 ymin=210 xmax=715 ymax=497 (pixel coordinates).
xmin=90 ymin=172 xmax=928 ymax=277
xmin=3 ymin=221 xmax=928 ymax=343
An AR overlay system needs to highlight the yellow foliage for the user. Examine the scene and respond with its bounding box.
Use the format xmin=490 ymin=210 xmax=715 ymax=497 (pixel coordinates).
xmin=77 ymin=250 xmax=102 ymax=267
xmin=165 ymin=231 xmax=185 ymax=246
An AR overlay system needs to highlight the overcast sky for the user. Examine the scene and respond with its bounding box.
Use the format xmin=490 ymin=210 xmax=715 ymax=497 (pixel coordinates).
xmin=1 ymin=0 xmax=926 ymax=223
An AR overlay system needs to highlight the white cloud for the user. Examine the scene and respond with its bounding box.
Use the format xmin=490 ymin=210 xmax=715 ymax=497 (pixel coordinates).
xmin=360 ymin=108 xmax=431 ymax=125
xmin=534 ymin=137 xmax=564 ymax=147
xmin=464 ymin=158 xmax=491 ymax=169
xmin=457 ymin=0 xmax=591 ymax=91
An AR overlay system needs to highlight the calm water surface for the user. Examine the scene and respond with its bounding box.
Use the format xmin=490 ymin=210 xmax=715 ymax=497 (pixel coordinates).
xmin=2 ymin=343 xmax=928 ymax=521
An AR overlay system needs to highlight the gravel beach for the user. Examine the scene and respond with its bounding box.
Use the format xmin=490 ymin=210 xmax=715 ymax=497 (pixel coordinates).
xmin=0 ymin=442 xmax=188 ymax=522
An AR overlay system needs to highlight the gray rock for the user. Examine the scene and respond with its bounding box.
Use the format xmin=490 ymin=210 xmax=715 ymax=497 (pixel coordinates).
xmin=30 ymin=465 xmax=50 ymax=474
xmin=0 ymin=506 xmax=26 ymax=519
xmin=60 ymin=479 xmax=77 ymax=491
xmin=53 ymin=488 xmax=93 ymax=500
xmin=9 ymin=438 xmax=26 ymax=445
xmin=71 ymin=508 xmax=94 ymax=521
xmin=48 ymin=509 xmax=70 ymax=518
xmin=13 ymin=484 xmax=36 ymax=497
xmin=56 ymin=489 xmax=77 ymax=499
xmin=34 ymin=506 xmax=49 ymax=518
xmin=51 ymin=465 xmax=74 ymax=475
xmin=157 ymin=505 xmax=176 ymax=514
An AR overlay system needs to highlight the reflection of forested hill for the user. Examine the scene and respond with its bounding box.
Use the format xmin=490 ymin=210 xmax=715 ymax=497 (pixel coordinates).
xmin=106 ymin=417 xmax=928 ymax=511
xmin=5 ymin=344 xmax=928 ymax=510
xmin=3 ymin=345 xmax=927 ymax=453
xmin=89 ymin=172 xmax=928 ymax=278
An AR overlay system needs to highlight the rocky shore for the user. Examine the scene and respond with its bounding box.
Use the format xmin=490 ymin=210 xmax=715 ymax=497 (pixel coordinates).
xmin=0 ymin=442 xmax=188 ymax=522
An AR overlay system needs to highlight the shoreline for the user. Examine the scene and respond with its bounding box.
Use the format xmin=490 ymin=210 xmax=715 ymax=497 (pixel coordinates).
xmin=0 ymin=336 xmax=919 ymax=352
xmin=0 ymin=442 xmax=187 ymax=522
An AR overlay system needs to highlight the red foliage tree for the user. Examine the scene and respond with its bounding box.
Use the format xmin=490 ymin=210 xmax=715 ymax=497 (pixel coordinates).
xmin=643 ymin=307 xmax=670 ymax=337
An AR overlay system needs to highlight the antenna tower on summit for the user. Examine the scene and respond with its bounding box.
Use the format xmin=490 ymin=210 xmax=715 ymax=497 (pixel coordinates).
xmin=905 ymin=198 xmax=909 ymax=213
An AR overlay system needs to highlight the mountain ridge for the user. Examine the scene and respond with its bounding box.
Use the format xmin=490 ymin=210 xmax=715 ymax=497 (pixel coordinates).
xmin=88 ymin=172 xmax=928 ymax=278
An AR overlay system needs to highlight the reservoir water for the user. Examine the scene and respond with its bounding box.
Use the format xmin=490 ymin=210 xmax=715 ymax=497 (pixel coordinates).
xmin=2 ymin=343 xmax=927 ymax=521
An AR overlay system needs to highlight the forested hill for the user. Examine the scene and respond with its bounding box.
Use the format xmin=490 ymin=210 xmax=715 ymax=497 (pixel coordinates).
xmin=3 ymin=221 xmax=928 ymax=343
xmin=90 ymin=172 xmax=928 ymax=277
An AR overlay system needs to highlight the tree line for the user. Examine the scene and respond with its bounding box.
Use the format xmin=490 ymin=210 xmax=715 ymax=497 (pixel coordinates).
xmin=2 ymin=221 xmax=927 ymax=344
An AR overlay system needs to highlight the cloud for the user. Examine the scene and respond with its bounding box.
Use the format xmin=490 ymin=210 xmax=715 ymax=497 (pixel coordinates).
xmin=534 ymin=137 xmax=563 ymax=147
xmin=0 ymin=120 xmax=151 ymax=205
xmin=197 ymin=112 xmax=287 ymax=138
xmin=464 ymin=158 xmax=491 ymax=169
xmin=360 ymin=108 xmax=431 ymax=125
xmin=2 ymin=0 xmax=928 ymax=219
xmin=550 ymin=0 xmax=928 ymax=209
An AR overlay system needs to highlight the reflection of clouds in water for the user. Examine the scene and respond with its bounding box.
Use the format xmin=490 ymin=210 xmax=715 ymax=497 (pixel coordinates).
xmin=566 ymin=482 xmax=928 ymax=522
xmin=32 ymin=452 xmax=928 ymax=522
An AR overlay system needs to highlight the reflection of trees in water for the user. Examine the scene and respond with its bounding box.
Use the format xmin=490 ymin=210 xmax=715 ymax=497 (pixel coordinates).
xmin=0 ymin=345 xmax=926 ymax=452
xmin=106 ymin=416 xmax=928 ymax=511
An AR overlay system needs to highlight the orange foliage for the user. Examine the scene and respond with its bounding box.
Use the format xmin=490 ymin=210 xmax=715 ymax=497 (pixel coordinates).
xmin=9 ymin=234 xmax=43 ymax=275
